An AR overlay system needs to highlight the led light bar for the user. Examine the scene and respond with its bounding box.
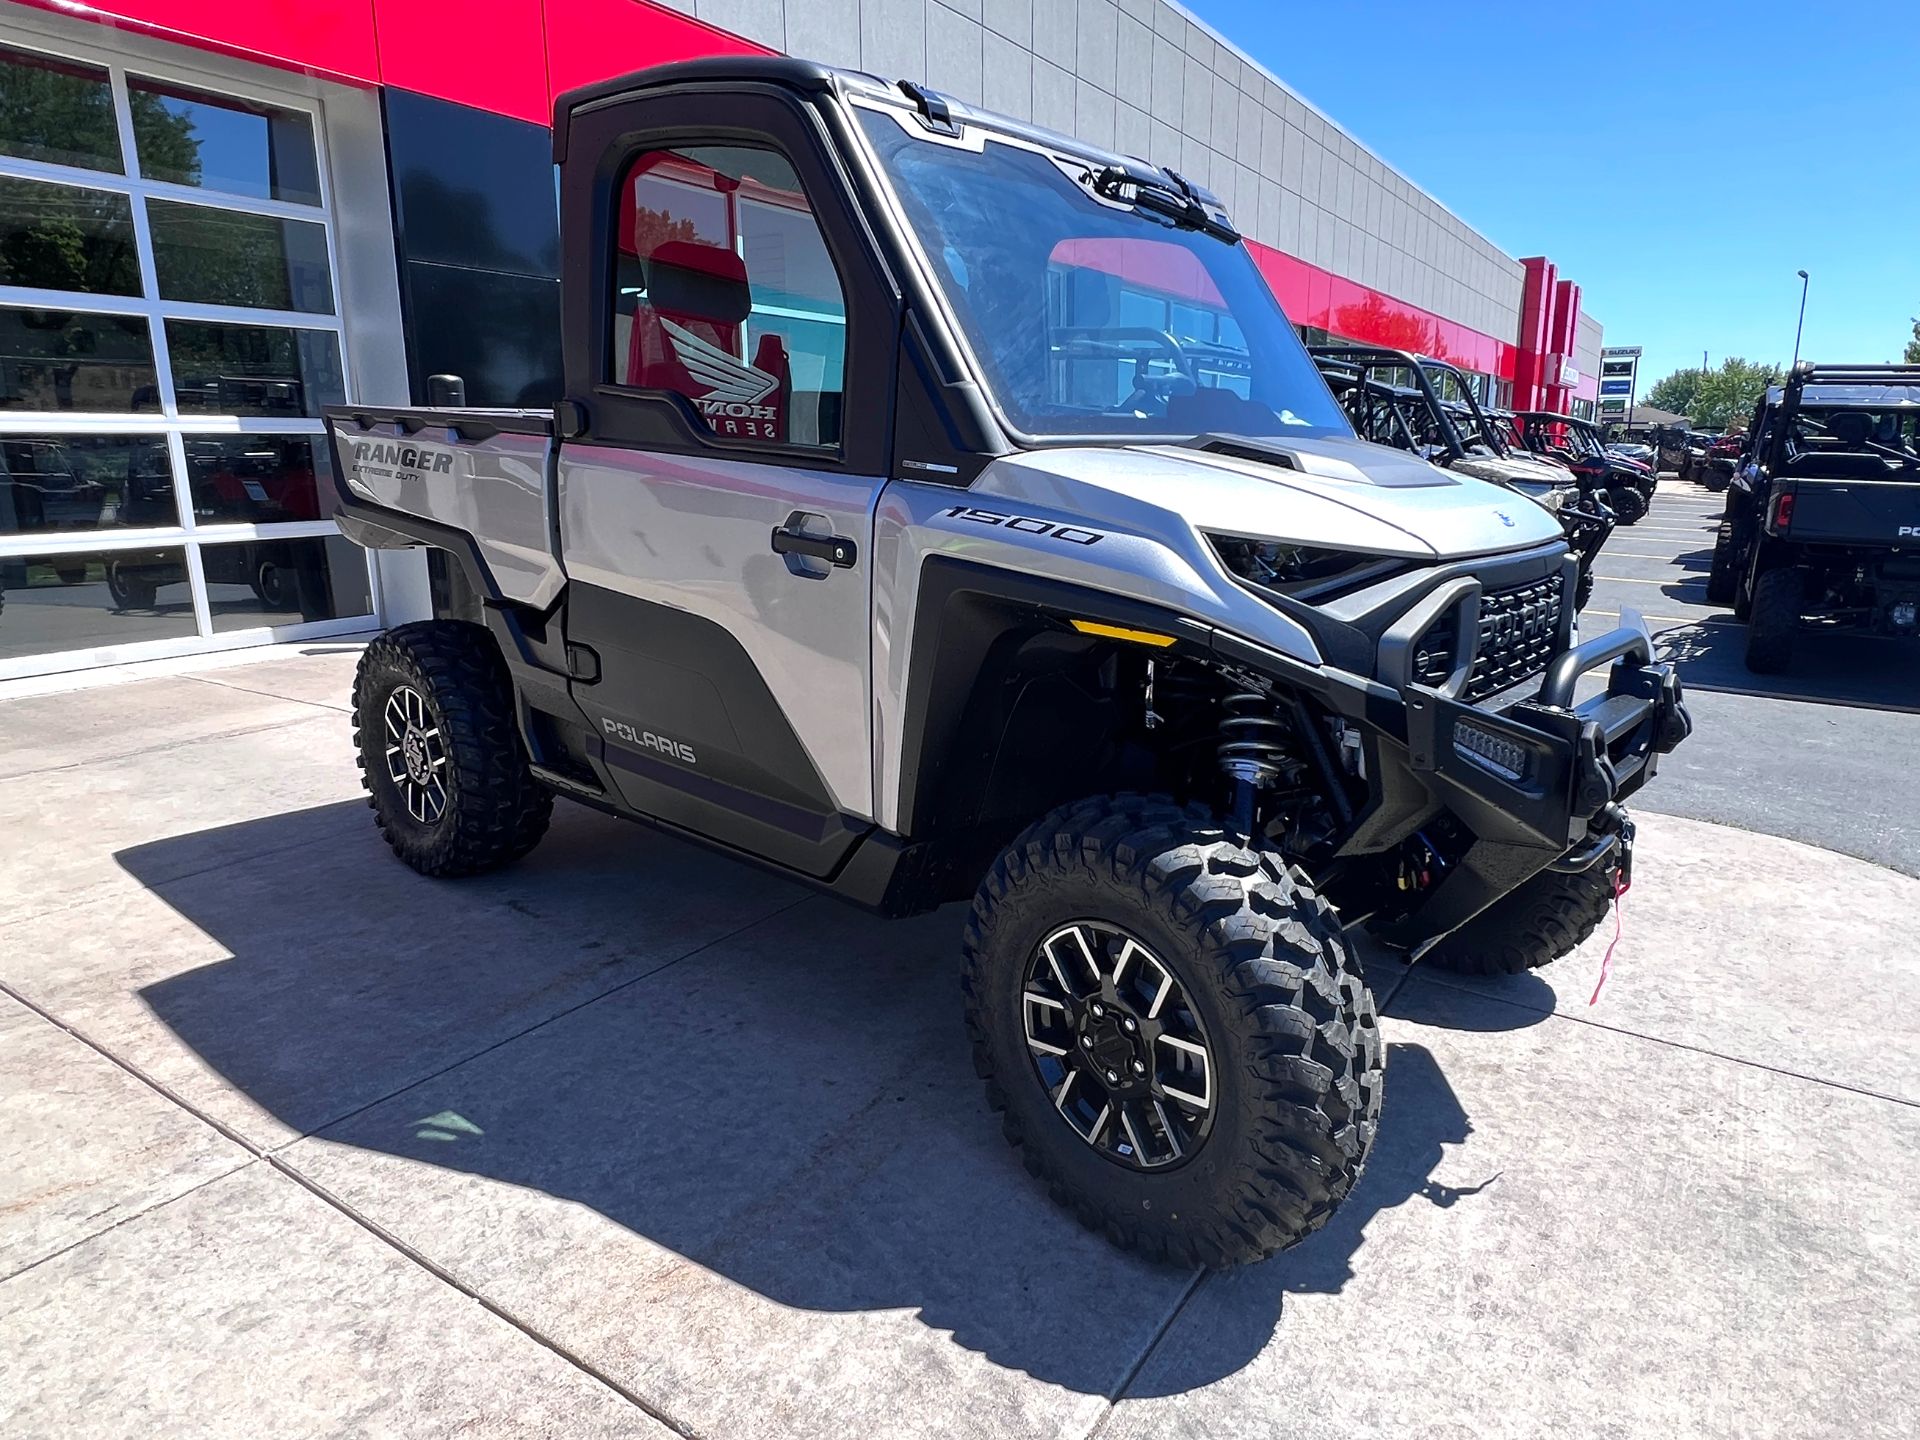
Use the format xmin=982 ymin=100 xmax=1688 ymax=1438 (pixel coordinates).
xmin=1453 ymin=721 xmax=1530 ymax=782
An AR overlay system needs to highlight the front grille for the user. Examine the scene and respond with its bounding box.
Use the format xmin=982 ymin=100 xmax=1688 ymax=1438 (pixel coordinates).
xmin=1465 ymin=574 xmax=1565 ymax=701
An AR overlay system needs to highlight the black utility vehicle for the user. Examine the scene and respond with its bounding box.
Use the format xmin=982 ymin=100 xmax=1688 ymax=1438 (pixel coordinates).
xmin=1707 ymin=362 xmax=1920 ymax=672
xmin=1310 ymin=346 xmax=1616 ymax=611
xmin=1516 ymin=411 xmax=1656 ymax=524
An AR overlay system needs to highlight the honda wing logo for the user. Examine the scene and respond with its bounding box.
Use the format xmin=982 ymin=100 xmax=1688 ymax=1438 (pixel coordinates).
xmin=661 ymin=319 xmax=778 ymax=405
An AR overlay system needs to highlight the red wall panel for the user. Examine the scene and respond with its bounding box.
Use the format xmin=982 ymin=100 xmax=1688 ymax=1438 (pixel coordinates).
xmin=16 ymin=0 xmax=381 ymax=86
xmin=1249 ymin=240 xmax=1517 ymax=383
xmin=374 ymin=0 xmax=548 ymax=124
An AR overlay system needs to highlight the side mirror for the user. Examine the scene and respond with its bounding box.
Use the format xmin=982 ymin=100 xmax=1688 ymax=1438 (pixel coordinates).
xmin=427 ymin=373 xmax=467 ymax=406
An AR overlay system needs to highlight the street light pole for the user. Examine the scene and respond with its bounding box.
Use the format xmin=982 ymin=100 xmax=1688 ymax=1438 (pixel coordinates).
xmin=1792 ymin=269 xmax=1810 ymax=369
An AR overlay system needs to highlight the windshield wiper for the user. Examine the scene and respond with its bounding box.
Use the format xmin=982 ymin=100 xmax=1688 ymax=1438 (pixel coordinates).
xmin=1091 ymin=164 xmax=1241 ymax=244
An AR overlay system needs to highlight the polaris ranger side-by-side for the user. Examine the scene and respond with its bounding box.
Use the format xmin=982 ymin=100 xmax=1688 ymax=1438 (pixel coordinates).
xmin=326 ymin=59 xmax=1691 ymax=1268
xmin=1707 ymin=362 xmax=1920 ymax=672
xmin=1309 ymin=345 xmax=1616 ymax=612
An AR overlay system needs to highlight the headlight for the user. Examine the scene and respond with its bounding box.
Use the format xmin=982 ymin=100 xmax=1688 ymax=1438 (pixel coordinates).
xmin=1207 ymin=536 xmax=1409 ymax=602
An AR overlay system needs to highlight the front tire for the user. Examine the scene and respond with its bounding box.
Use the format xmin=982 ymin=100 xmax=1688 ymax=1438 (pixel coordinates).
xmin=352 ymin=621 xmax=552 ymax=877
xmin=1744 ymin=567 xmax=1803 ymax=674
xmin=961 ymin=794 xmax=1382 ymax=1268
xmin=1609 ymin=486 xmax=1649 ymax=525
xmin=1420 ymin=860 xmax=1615 ymax=976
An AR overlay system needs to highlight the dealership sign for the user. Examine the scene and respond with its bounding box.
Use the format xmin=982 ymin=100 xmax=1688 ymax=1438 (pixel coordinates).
xmin=1599 ymin=345 xmax=1641 ymax=417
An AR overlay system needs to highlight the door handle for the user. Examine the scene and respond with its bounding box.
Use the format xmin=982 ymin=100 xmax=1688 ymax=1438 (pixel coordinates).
xmin=771 ymin=524 xmax=857 ymax=569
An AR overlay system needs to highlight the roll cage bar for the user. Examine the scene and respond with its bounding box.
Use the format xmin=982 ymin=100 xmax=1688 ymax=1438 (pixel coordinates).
xmin=1307 ymin=345 xmax=1507 ymax=464
xmin=1517 ymin=410 xmax=1603 ymax=458
xmin=1761 ymin=361 xmax=1920 ymax=469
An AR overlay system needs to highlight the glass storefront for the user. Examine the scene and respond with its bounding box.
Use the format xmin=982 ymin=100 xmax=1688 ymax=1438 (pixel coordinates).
xmin=0 ymin=40 xmax=376 ymax=677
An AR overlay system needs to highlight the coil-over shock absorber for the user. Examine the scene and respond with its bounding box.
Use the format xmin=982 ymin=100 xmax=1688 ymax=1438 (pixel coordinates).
xmin=1218 ymin=692 xmax=1292 ymax=841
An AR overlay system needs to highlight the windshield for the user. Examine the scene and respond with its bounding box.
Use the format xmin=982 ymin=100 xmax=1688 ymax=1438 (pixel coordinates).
xmin=857 ymin=107 xmax=1351 ymax=442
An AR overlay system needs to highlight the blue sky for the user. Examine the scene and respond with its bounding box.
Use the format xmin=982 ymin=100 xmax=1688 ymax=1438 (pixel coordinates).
xmin=1187 ymin=0 xmax=1920 ymax=389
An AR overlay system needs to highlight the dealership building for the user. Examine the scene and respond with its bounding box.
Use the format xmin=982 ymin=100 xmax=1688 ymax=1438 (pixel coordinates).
xmin=0 ymin=0 xmax=1605 ymax=681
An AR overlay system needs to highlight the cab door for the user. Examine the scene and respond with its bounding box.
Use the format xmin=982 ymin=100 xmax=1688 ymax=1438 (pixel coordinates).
xmin=554 ymin=83 xmax=898 ymax=878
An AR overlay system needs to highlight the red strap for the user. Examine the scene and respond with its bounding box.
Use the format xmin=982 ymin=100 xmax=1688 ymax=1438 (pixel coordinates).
xmin=1587 ymin=873 xmax=1627 ymax=1006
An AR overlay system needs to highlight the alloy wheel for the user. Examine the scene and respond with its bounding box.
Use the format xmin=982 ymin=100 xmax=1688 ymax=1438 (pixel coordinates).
xmin=383 ymin=683 xmax=449 ymax=825
xmin=1021 ymin=920 xmax=1217 ymax=1170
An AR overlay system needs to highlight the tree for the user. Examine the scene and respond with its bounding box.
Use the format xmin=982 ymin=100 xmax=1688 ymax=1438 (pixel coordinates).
xmin=1694 ymin=358 xmax=1782 ymax=430
xmin=1904 ymin=318 xmax=1919 ymax=365
xmin=1644 ymin=367 xmax=1706 ymax=419
xmin=1640 ymin=358 xmax=1781 ymax=429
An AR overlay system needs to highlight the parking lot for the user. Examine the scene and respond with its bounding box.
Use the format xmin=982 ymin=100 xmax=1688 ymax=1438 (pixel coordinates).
xmin=3 ymin=482 xmax=1918 ymax=1439
xmin=1581 ymin=475 xmax=1919 ymax=875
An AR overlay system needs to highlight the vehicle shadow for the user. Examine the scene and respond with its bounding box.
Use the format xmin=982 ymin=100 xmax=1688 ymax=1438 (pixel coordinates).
xmin=1121 ymin=1042 xmax=1498 ymax=1396
xmin=1655 ymin=621 xmax=1920 ymax=713
xmin=119 ymin=800 xmax=1522 ymax=1397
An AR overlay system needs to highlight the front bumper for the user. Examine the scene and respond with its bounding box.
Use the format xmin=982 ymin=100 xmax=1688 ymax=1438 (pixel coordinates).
xmin=1373 ymin=613 xmax=1689 ymax=944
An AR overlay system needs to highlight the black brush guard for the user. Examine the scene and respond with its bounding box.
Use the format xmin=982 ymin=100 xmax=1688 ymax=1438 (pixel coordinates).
xmin=1374 ymin=614 xmax=1691 ymax=946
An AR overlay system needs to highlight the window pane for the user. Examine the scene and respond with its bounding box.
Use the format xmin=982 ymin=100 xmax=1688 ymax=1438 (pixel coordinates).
xmin=611 ymin=146 xmax=844 ymax=447
xmin=0 ymin=433 xmax=176 ymax=535
xmin=166 ymin=321 xmax=343 ymax=416
xmin=0 ymin=306 xmax=160 ymax=412
xmin=0 ymin=178 xmax=141 ymax=295
xmin=0 ymin=548 xmax=197 ymax=661
xmin=148 ymin=200 xmax=334 ymax=313
xmin=202 ymin=534 xmax=371 ymax=631
xmin=182 ymin=434 xmax=328 ymax=525
xmin=129 ymin=77 xmax=321 ymax=206
xmin=0 ymin=45 xmax=123 ymax=174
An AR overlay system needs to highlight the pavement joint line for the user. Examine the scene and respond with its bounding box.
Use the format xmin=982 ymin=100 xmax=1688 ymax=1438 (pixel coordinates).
xmin=1402 ymin=970 xmax=1920 ymax=1111
xmin=1592 ymin=575 xmax=1707 ymax=587
xmin=0 ymin=712 xmax=334 ymax=786
xmin=1084 ymin=1266 xmax=1209 ymax=1437
xmin=0 ymin=973 xmax=710 ymax=1440
xmin=0 ymin=1155 xmax=259 ymax=1287
xmin=276 ymin=891 xmax=818 ymax=1157
xmin=184 ymin=671 xmax=354 ymax=714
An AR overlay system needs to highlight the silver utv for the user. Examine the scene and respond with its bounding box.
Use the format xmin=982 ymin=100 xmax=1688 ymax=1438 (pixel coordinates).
xmin=327 ymin=58 xmax=1690 ymax=1268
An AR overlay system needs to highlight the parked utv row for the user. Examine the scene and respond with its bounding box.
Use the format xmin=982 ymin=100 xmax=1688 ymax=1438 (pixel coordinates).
xmin=326 ymin=58 xmax=1692 ymax=1270
xmin=1307 ymin=345 xmax=1617 ymax=610
xmin=1707 ymin=362 xmax=1920 ymax=672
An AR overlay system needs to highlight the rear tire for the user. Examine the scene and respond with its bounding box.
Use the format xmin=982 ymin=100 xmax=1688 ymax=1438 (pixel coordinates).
xmin=961 ymin=793 xmax=1382 ymax=1268
xmin=1744 ymin=567 xmax=1803 ymax=675
xmin=352 ymin=620 xmax=552 ymax=877
xmin=1575 ymin=567 xmax=1595 ymax=612
xmin=1419 ymin=861 xmax=1615 ymax=976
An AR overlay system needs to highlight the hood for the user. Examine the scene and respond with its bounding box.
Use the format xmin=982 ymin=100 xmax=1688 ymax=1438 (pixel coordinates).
xmin=1446 ymin=454 xmax=1575 ymax=517
xmin=971 ymin=434 xmax=1567 ymax=562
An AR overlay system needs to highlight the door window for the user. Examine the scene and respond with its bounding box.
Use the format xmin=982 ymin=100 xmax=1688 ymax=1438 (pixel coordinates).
xmin=610 ymin=145 xmax=846 ymax=447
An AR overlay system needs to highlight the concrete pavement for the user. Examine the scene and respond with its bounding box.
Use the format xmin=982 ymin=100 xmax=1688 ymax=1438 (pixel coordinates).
xmin=3 ymin=647 xmax=1918 ymax=1439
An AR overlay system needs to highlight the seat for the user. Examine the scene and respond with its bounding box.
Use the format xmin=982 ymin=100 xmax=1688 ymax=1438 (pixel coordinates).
xmin=625 ymin=239 xmax=790 ymax=442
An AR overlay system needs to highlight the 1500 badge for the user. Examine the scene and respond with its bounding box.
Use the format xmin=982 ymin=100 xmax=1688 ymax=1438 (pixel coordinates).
xmin=942 ymin=506 xmax=1105 ymax=545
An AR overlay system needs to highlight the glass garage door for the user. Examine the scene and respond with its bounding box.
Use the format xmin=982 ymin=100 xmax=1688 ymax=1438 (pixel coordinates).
xmin=0 ymin=40 xmax=377 ymax=679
